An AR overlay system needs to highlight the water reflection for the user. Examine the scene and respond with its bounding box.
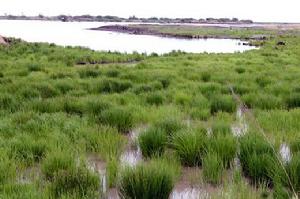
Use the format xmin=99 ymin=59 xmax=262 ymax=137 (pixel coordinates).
xmin=0 ymin=20 xmax=257 ymax=54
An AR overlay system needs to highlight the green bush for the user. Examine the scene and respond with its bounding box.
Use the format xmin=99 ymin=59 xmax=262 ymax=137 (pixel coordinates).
xmin=97 ymin=107 xmax=133 ymax=133
xmin=172 ymin=129 xmax=207 ymax=166
xmin=203 ymin=152 xmax=223 ymax=185
xmin=211 ymin=95 xmax=236 ymax=114
xmin=119 ymin=160 xmax=176 ymax=199
xmin=139 ymin=127 xmax=167 ymax=158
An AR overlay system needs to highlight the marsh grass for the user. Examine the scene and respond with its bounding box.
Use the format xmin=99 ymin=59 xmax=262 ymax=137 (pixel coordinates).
xmin=211 ymin=121 xmax=232 ymax=137
xmin=138 ymin=127 xmax=167 ymax=158
xmin=97 ymin=107 xmax=134 ymax=133
xmin=211 ymin=95 xmax=236 ymax=114
xmin=9 ymin=137 xmax=48 ymax=165
xmin=145 ymin=92 xmax=164 ymax=106
xmin=285 ymin=94 xmax=300 ymax=109
xmin=119 ymin=159 xmax=177 ymax=199
xmin=172 ymin=129 xmax=207 ymax=166
xmin=208 ymin=135 xmax=237 ymax=168
xmin=203 ymin=152 xmax=224 ymax=185
xmin=49 ymin=166 xmax=99 ymax=198
xmin=239 ymin=133 xmax=277 ymax=185
xmin=41 ymin=150 xmax=76 ymax=180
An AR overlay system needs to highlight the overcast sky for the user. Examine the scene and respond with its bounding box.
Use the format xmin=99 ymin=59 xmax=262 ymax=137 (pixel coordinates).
xmin=1 ymin=0 xmax=299 ymax=22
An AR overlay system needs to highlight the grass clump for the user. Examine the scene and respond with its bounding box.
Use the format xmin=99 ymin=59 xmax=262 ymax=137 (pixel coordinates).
xmin=97 ymin=107 xmax=134 ymax=133
xmin=203 ymin=152 xmax=224 ymax=185
xmin=41 ymin=150 xmax=76 ymax=180
xmin=119 ymin=159 xmax=177 ymax=199
xmin=154 ymin=117 xmax=184 ymax=138
xmin=172 ymin=129 xmax=207 ymax=166
xmin=208 ymin=135 xmax=237 ymax=168
xmin=211 ymin=95 xmax=236 ymax=114
xmin=96 ymin=79 xmax=132 ymax=93
xmin=9 ymin=137 xmax=48 ymax=165
xmin=239 ymin=133 xmax=277 ymax=185
xmin=285 ymin=93 xmax=300 ymax=109
xmin=146 ymin=92 xmax=164 ymax=106
xmin=211 ymin=121 xmax=232 ymax=137
xmin=85 ymin=99 xmax=111 ymax=116
xmin=138 ymin=127 xmax=168 ymax=158
xmin=49 ymin=166 xmax=100 ymax=198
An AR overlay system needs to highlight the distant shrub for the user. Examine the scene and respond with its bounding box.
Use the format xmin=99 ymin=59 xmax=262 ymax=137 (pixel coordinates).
xmin=172 ymin=129 xmax=207 ymax=166
xmin=97 ymin=107 xmax=133 ymax=133
xmin=49 ymin=167 xmax=99 ymax=198
xmin=0 ymin=72 xmax=4 ymax=78
xmin=146 ymin=92 xmax=164 ymax=106
xmin=211 ymin=95 xmax=236 ymax=114
xmin=119 ymin=160 xmax=176 ymax=199
xmin=97 ymin=79 xmax=132 ymax=93
xmin=285 ymin=94 xmax=300 ymax=109
xmin=203 ymin=152 xmax=223 ymax=185
xmin=139 ymin=127 xmax=167 ymax=158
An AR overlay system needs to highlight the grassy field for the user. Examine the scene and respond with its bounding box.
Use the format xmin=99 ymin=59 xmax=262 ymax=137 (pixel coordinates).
xmin=0 ymin=28 xmax=300 ymax=198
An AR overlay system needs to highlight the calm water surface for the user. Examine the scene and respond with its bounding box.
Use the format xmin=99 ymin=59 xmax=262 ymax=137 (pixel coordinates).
xmin=0 ymin=20 xmax=257 ymax=54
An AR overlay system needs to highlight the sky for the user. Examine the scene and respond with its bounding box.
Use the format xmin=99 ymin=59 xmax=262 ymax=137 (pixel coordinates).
xmin=0 ymin=0 xmax=300 ymax=22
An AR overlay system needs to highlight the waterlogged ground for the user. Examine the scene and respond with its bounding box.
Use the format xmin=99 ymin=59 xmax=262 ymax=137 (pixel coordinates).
xmin=0 ymin=29 xmax=300 ymax=199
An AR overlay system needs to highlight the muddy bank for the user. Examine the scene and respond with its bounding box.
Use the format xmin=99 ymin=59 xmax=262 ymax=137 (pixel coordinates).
xmin=0 ymin=35 xmax=8 ymax=45
xmin=91 ymin=25 xmax=239 ymax=40
xmin=90 ymin=25 xmax=267 ymax=45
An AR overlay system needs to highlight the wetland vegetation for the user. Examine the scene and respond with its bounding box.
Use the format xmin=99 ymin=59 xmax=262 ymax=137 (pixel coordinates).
xmin=0 ymin=25 xmax=300 ymax=199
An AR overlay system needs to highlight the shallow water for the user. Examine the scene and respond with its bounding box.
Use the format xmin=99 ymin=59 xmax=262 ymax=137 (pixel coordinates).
xmin=280 ymin=143 xmax=292 ymax=163
xmin=170 ymin=187 xmax=209 ymax=199
xmin=0 ymin=20 xmax=257 ymax=54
